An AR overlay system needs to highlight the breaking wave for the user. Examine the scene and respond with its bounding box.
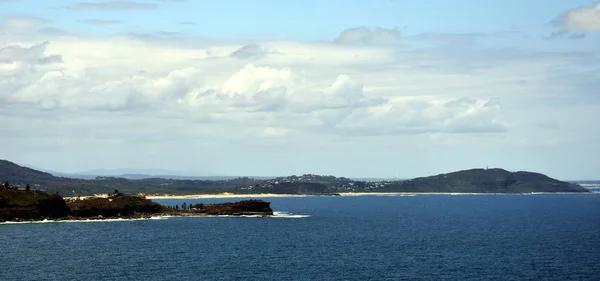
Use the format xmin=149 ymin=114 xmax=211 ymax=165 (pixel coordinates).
xmin=338 ymin=193 xmax=416 ymax=197
xmin=272 ymin=211 xmax=311 ymax=218
xmin=1 ymin=217 xmax=166 ymax=224
xmin=0 ymin=212 xmax=310 ymax=224
xmin=196 ymin=212 xmax=310 ymax=219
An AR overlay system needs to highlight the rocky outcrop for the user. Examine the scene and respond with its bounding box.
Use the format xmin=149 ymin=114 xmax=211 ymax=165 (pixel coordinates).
xmin=190 ymin=200 xmax=273 ymax=216
xmin=0 ymin=188 xmax=273 ymax=222
xmin=67 ymin=194 xmax=166 ymax=218
xmin=0 ymin=188 xmax=70 ymax=221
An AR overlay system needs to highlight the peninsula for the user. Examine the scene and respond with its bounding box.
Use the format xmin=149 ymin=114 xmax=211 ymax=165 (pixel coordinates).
xmin=0 ymin=159 xmax=590 ymax=196
xmin=0 ymin=186 xmax=273 ymax=223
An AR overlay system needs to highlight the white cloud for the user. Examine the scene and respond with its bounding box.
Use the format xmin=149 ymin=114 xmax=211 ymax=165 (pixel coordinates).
xmin=334 ymin=26 xmax=402 ymax=44
xmin=230 ymin=44 xmax=270 ymax=59
xmin=1 ymin=28 xmax=598 ymax=177
xmin=0 ymin=41 xmax=61 ymax=64
xmin=0 ymin=15 xmax=47 ymax=31
xmin=560 ymin=2 xmax=600 ymax=31
xmin=2 ymin=35 xmax=593 ymax=138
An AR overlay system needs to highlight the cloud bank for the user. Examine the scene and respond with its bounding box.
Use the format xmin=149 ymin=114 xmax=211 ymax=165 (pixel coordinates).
xmin=1 ymin=3 xmax=598 ymax=177
xmin=1 ymin=36 xmax=528 ymax=141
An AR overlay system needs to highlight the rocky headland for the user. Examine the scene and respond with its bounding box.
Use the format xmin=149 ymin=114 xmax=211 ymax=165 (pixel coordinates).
xmin=0 ymin=186 xmax=273 ymax=223
xmin=0 ymin=187 xmax=71 ymax=221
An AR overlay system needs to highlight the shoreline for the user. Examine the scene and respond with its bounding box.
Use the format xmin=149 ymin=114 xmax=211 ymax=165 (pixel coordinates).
xmin=0 ymin=214 xmax=255 ymax=224
xmin=0 ymin=211 xmax=309 ymax=224
xmin=140 ymin=191 xmax=594 ymax=200
xmin=61 ymin=191 xmax=597 ymax=201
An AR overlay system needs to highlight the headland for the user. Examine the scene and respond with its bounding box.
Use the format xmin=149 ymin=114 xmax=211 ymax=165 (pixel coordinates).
xmin=0 ymin=186 xmax=273 ymax=223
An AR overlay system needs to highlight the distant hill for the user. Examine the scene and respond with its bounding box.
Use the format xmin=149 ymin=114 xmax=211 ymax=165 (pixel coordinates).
xmin=44 ymin=168 xmax=260 ymax=181
xmin=0 ymin=159 xmax=589 ymax=195
xmin=67 ymin=173 xmax=241 ymax=181
xmin=0 ymin=160 xmax=261 ymax=196
xmin=75 ymin=168 xmax=183 ymax=176
xmin=0 ymin=160 xmax=56 ymax=184
xmin=72 ymin=168 xmax=231 ymax=178
xmin=376 ymin=168 xmax=587 ymax=193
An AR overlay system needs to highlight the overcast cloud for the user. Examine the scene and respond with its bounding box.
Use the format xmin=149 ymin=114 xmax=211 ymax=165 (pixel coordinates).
xmin=1 ymin=0 xmax=599 ymax=179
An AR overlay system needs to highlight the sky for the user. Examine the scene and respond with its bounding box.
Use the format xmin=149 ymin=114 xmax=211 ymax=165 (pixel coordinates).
xmin=1 ymin=0 xmax=599 ymax=179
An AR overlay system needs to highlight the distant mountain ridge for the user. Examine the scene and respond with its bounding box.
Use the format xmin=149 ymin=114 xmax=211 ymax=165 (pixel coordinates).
xmin=75 ymin=168 xmax=185 ymax=176
xmin=29 ymin=167 xmax=265 ymax=181
xmin=56 ymin=173 xmax=243 ymax=181
xmin=57 ymin=168 xmax=233 ymax=180
xmin=0 ymin=159 xmax=590 ymax=196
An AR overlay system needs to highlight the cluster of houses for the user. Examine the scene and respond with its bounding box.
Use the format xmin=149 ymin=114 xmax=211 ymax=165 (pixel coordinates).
xmin=239 ymin=174 xmax=394 ymax=192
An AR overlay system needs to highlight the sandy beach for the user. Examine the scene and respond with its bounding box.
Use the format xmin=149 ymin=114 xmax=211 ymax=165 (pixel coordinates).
xmin=66 ymin=193 xmax=416 ymax=200
xmin=144 ymin=192 xmax=489 ymax=199
xmin=64 ymin=191 xmax=583 ymax=201
xmin=145 ymin=193 xmax=319 ymax=199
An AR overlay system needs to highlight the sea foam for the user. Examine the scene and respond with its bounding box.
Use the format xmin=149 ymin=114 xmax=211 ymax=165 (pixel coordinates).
xmin=272 ymin=211 xmax=311 ymax=218
xmin=0 ymin=212 xmax=310 ymax=224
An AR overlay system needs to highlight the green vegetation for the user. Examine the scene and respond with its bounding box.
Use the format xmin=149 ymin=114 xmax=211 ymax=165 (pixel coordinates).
xmin=188 ymin=200 xmax=273 ymax=216
xmin=1 ymin=185 xmax=273 ymax=222
xmin=0 ymin=159 xmax=589 ymax=196
xmin=0 ymin=184 xmax=71 ymax=221
xmin=67 ymin=193 xmax=165 ymax=218
xmin=376 ymin=168 xmax=587 ymax=193
xmin=0 ymin=160 xmax=261 ymax=195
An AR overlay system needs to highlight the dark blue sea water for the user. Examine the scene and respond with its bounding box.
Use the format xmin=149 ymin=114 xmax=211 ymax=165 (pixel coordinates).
xmin=1 ymin=194 xmax=599 ymax=281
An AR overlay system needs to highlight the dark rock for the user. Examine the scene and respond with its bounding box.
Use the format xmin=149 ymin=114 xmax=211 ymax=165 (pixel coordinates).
xmin=0 ymin=189 xmax=70 ymax=221
xmin=193 ymin=200 xmax=273 ymax=216
xmin=1 ymin=189 xmax=273 ymax=222
xmin=67 ymin=195 xmax=166 ymax=218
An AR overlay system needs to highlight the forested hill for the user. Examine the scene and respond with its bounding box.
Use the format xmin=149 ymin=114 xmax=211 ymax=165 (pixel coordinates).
xmin=374 ymin=168 xmax=587 ymax=193
xmin=0 ymin=160 xmax=589 ymax=196
xmin=0 ymin=160 xmax=260 ymax=196
xmin=0 ymin=160 xmax=56 ymax=182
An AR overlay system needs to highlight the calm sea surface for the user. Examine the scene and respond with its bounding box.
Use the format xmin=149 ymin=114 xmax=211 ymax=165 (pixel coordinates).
xmin=1 ymin=194 xmax=599 ymax=281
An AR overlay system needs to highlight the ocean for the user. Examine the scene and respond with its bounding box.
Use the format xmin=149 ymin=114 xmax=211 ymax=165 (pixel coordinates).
xmin=1 ymin=194 xmax=599 ymax=280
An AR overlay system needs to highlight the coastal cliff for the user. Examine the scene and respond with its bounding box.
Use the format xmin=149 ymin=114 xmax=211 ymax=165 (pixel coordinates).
xmin=67 ymin=194 xmax=166 ymax=218
xmin=0 ymin=188 xmax=70 ymax=221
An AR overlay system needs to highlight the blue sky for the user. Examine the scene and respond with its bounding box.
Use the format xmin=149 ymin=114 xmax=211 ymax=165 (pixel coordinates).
xmin=1 ymin=0 xmax=597 ymax=39
xmin=1 ymin=0 xmax=599 ymax=179
xmin=0 ymin=0 xmax=597 ymax=55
